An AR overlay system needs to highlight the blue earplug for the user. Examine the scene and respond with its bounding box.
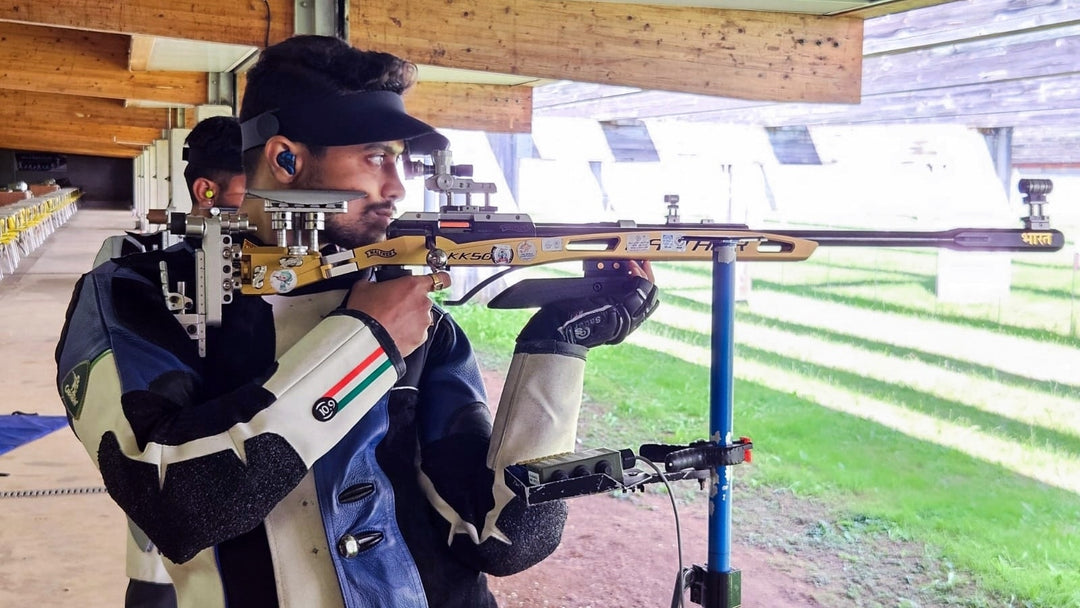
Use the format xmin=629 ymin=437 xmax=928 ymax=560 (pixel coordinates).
xmin=276 ymin=150 xmax=296 ymax=175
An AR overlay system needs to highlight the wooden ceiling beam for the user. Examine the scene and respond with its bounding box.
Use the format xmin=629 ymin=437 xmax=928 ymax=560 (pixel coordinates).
xmin=536 ymin=22 xmax=1080 ymax=127
xmin=0 ymin=23 xmax=207 ymax=105
xmin=353 ymin=1 xmax=863 ymax=103
xmin=0 ymin=90 xmax=170 ymax=130
xmin=0 ymin=134 xmax=143 ymax=159
xmin=407 ymin=82 xmax=532 ymax=133
xmin=0 ymin=124 xmax=160 ymax=147
xmin=0 ymin=122 xmax=162 ymax=144
xmin=0 ymin=0 xmax=293 ymax=48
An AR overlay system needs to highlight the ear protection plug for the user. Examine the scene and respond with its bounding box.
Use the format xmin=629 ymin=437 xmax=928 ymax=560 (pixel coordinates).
xmin=276 ymin=150 xmax=296 ymax=176
xmin=205 ymin=189 xmax=215 ymax=199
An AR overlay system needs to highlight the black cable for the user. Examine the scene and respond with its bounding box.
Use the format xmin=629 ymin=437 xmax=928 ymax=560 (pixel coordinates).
xmin=637 ymin=455 xmax=687 ymax=608
xmin=263 ymin=0 xmax=272 ymax=48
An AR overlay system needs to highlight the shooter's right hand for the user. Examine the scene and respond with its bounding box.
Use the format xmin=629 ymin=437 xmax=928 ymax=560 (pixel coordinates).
xmin=345 ymin=271 xmax=451 ymax=356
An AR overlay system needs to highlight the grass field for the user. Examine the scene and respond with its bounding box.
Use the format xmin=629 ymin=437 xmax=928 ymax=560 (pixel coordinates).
xmin=448 ymin=246 xmax=1080 ymax=608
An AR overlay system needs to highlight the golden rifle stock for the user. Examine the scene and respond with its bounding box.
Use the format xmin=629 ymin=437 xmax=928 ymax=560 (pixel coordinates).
xmin=233 ymin=175 xmax=1063 ymax=298
xmin=238 ymin=227 xmax=819 ymax=296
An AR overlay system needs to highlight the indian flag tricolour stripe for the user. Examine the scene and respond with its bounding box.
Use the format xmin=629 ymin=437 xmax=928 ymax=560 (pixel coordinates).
xmin=323 ymin=347 xmax=395 ymax=413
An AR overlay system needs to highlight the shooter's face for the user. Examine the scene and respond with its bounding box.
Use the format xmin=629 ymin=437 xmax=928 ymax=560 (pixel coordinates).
xmin=297 ymin=141 xmax=407 ymax=250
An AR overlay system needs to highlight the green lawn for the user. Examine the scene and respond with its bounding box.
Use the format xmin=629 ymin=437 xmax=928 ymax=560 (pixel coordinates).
xmin=447 ymin=245 xmax=1080 ymax=608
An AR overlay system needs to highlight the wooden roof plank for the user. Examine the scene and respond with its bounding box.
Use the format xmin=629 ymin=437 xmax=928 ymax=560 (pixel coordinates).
xmin=0 ymin=0 xmax=293 ymax=48
xmin=864 ymin=25 xmax=1080 ymax=95
xmin=539 ymin=70 xmax=1080 ymax=127
xmin=675 ymin=72 xmax=1080 ymax=126
xmin=864 ymin=0 xmax=1080 ymax=54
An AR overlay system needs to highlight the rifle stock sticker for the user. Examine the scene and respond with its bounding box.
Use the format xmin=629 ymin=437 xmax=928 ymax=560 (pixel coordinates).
xmin=270 ymin=269 xmax=297 ymax=293
xmin=626 ymin=233 xmax=650 ymax=253
xmin=541 ymin=237 xmax=563 ymax=252
xmin=491 ymin=245 xmax=514 ymax=265
xmin=517 ymin=241 xmax=537 ymax=262
xmin=660 ymin=233 xmax=687 ymax=252
xmin=252 ymin=265 xmax=267 ymax=289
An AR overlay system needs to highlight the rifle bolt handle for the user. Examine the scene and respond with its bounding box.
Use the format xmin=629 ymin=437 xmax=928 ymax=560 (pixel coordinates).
xmin=427 ymin=248 xmax=449 ymax=269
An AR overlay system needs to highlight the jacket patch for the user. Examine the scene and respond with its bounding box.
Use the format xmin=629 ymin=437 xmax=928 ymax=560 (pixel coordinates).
xmin=61 ymin=360 xmax=90 ymax=419
xmin=315 ymin=347 xmax=393 ymax=421
xmin=312 ymin=397 xmax=338 ymax=421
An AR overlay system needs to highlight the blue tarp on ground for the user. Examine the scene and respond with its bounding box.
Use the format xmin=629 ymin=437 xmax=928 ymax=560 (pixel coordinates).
xmin=0 ymin=414 xmax=69 ymax=457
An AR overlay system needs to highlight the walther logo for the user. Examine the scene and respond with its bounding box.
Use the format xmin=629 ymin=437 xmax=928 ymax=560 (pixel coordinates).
xmin=365 ymin=249 xmax=396 ymax=259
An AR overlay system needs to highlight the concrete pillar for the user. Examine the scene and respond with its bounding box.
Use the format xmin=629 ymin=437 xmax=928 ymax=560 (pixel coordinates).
xmin=168 ymin=128 xmax=193 ymax=214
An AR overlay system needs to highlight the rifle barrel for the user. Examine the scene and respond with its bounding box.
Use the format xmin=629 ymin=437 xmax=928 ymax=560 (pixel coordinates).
xmin=527 ymin=222 xmax=1064 ymax=252
xmin=776 ymin=228 xmax=1064 ymax=252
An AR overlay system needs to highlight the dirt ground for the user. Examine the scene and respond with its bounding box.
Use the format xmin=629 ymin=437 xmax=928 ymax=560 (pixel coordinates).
xmin=488 ymin=491 xmax=822 ymax=608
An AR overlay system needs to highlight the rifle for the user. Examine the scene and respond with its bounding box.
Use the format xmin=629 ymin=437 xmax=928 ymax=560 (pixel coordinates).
xmin=163 ymin=148 xmax=1062 ymax=341
xmin=162 ymin=148 xmax=1064 ymax=607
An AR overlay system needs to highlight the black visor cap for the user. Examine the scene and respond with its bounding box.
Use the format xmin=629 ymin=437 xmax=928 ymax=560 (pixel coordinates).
xmin=241 ymin=90 xmax=448 ymax=152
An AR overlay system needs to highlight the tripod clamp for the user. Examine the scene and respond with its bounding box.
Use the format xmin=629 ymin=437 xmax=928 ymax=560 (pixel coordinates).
xmin=640 ymin=438 xmax=754 ymax=472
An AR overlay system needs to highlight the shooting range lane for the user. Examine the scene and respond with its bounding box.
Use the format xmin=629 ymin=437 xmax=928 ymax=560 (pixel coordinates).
xmin=632 ymin=267 xmax=1080 ymax=495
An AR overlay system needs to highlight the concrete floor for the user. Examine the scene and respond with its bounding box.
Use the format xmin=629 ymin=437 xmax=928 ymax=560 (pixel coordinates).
xmin=0 ymin=202 xmax=136 ymax=606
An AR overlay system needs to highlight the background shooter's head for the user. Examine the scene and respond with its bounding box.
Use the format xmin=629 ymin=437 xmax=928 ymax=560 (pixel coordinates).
xmin=183 ymin=116 xmax=245 ymax=216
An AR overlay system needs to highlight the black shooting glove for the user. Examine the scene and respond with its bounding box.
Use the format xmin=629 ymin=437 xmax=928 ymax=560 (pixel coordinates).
xmin=517 ymin=276 xmax=659 ymax=348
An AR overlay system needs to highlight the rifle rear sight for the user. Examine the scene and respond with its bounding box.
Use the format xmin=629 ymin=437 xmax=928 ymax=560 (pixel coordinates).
xmin=664 ymin=194 xmax=680 ymax=224
xmin=403 ymin=147 xmax=497 ymax=213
